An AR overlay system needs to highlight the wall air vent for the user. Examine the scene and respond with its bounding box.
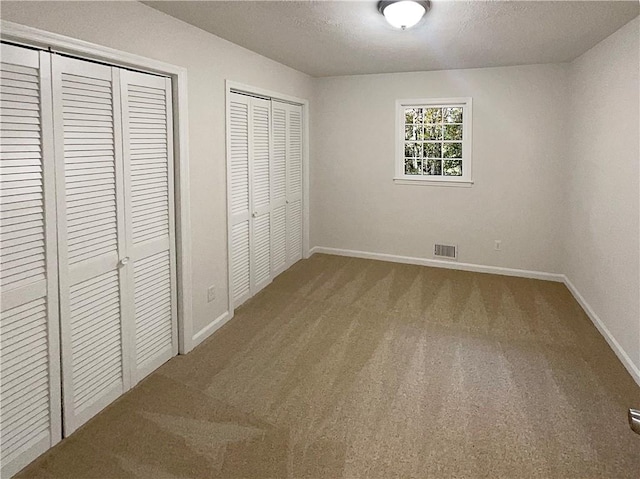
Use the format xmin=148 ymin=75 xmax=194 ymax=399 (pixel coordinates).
xmin=434 ymin=243 xmax=457 ymax=260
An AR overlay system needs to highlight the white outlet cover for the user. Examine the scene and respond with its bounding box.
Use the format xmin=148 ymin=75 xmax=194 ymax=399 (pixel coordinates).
xmin=207 ymin=285 xmax=215 ymax=302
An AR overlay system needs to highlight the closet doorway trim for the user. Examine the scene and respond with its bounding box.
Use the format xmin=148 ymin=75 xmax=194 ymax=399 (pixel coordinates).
xmin=225 ymin=80 xmax=310 ymax=316
xmin=1 ymin=20 xmax=196 ymax=353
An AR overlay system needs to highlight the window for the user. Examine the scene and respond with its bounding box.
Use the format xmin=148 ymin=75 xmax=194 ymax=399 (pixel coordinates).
xmin=395 ymin=97 xmax=473 ymax=186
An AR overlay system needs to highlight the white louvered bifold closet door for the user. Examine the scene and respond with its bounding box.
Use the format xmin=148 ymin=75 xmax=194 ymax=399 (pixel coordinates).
xmin=51 ymin=55 xmax=129 ymax=435
xmin=249 ymin=97 xmax=271 ymax=293
xmin=0 ymin=43 xmax=62 ymax=479
xmin=270 ymin=101 xmax=287 ymax=277
xmin=228 ymin=93 xmax=251 ymax=306
xmin=228 ymin=93 xmax=273 ymax=307
xmin=286 ymin=104 xmax=303 ymax=266
xmin=120 ymin=70 xmax=177 ymax=384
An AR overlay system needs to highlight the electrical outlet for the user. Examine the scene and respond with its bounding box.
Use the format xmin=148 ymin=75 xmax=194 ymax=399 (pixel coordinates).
xmin=207 ymin=285 xmax=216 ymax=302
xmin=494 ymin=240 xmax=502 ymax=251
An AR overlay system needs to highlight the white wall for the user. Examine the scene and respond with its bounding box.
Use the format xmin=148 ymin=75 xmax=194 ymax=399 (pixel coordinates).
xmin=0 ymin=1 xmax=313 ymax=344
xmin=311 ymin=64 xmax=569 ymax=274
xmin=564 ymin=17 xmax=640 ymax=376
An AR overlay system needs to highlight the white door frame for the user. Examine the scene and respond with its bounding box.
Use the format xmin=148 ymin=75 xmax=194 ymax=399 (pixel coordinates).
xmin=0 ymin=21 xmax=196 ymax=353
xmin=225 ymin=80 xmax=310 ymax=316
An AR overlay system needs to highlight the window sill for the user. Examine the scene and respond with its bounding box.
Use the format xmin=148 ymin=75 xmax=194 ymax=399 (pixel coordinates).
xmin=393 ymin=177 xmax=474 ymax=187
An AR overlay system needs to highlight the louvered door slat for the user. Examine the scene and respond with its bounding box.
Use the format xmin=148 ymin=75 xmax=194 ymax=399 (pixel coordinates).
xmin=61 ymin=60 xmax=119 ymax=268
xmin=286 ymin=105 xmax=303 ymax=265
xmin=270 ymin=101 xmax=287 ymax=276
xmin=120 ymin=71 xmax=177 ymax=385
xmin=251 ymin=103 xmax=270 ymax=209
xmin=228 ymin=94 xmax=251 ymax=306
xmin=0 ymin=44 xmax=62 ymax=479
xmin=271 ymin=204 xmax=287 ymax=273
xmin=0 ymin=58 xmax=45 ymax=290
xmin=230 ymin=99 xmax=249 ymax=217
xmin=287 ymin=198 xmax=303 ymax=261
xmin=52 ymin=55 xmax=127 ymax=436
xmin=249 ymin=97 xmax=272 ymax=293
xmin=231 ymin=221 xmax=250 ymax=301
xmin=252 ymin=214 xmax=271 ymax=286
xmin=0 ymin=219 xmax=43 ymax=237
xmin=2 ymin=246 xmax=45 ymax=269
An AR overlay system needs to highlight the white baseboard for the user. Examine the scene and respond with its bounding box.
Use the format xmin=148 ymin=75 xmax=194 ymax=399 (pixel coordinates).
xmin=191 ymin=310 xmax=233 ymax=350
xmin=563 ymin=276 xmax=640 ymax=387
xmin=309 ymin=246 xmax=565 ymax=282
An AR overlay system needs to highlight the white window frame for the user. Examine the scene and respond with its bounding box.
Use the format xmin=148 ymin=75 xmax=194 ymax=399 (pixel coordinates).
xmin=394 ymin=97 xmax=473 ymax=187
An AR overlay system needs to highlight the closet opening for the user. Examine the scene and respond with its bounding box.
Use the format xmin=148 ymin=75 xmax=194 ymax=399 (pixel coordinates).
xmin=1 ymin=22 xmax=193 ymax=353
xmin=0 ymin=23 xmax=193 ymax=478
xmin=225 ymin=81 xmax=310 ymax=311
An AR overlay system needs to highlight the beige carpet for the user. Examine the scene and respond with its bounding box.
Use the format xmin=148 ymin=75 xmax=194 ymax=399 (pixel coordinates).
xmin=17 ymin=254 xmax=640 ymax=478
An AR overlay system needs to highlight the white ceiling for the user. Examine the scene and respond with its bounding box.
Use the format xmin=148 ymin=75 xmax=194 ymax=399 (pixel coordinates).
xmin=144 ymin=0 xmax=639 ymax=77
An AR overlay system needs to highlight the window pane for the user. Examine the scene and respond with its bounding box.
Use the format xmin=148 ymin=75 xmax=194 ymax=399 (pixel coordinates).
xmin=443 ymin=160 xmax=462 ymax=176
xmin=405 ymin=158 xmax=420 ymax=175
xmin=405 ymin=108 xmax=423 ymax=124
xmin=425 ymin=142 xmax=442 ymax=158
xmin=424 ymin=125 xmax=443 ymax=140
xmin=443 ymin=107 xmax=463 ymax=123
xmin=405 ymin=142 xmax=422 ymax=157
xmin=424 ymin=108 xmax=442 ymax=124
xmin=443 ymin=124 xmax=463 ymax=141
xmin=423 ymin=159 xmax=442 ymax=175
xmin=405 ymin=109 xmax=416 ymax=124
xmin=404 ymin=143 xmax=413 ymax=157
xmin=443 ymin=142 xmax=462 ymax=158
xmin=405 ymin=125 xmax=424 ymax=141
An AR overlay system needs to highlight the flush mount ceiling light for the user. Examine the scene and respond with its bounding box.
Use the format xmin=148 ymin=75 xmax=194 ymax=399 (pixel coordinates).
xmin=378 ymin=0 xmax=431 ymax=30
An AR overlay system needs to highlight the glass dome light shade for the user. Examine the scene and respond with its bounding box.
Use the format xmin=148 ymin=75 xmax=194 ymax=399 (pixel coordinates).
xmin=382 ymin=1 xmax=426 ymax=30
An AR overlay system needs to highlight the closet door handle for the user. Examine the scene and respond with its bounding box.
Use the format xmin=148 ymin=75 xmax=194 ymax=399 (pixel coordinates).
xmin=630 ymin=409 xmax=640 ymax=435
xmin=252 ymin=212 xmax=257 ymax=218
xmin=285 ymin=200 xmax=289 ymax=204
xmin=118 ymin=257 xmax=130 ymax=268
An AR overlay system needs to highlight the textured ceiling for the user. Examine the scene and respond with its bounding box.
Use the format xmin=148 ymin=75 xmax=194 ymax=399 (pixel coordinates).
xmin=144 ymin=0 xmax=639 ymax=77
